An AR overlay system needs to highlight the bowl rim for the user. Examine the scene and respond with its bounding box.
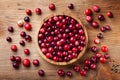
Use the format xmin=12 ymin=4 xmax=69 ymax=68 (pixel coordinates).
xmin=36 ymin=13 xmax=88 ymax=66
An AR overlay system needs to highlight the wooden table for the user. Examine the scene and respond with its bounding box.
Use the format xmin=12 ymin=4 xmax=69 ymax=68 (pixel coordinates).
xmin=0 ymin=0 xmax=120 ymax=80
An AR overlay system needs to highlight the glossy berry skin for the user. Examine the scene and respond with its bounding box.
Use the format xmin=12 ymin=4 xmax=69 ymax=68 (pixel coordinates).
xmin=20 ymin=31 xmax=26 ymax=38
xmin=92 ymin=21 xmax=99 ymax=28
xmin=17 ymin=20 xmax=24 ymax=27
xmin=8 ymin=26 xmax=14 ymax=33
xmin=15 ymin=56 xmax=21 ymax=63
xmin=68 ymin=3 xmax=74 ymax=9
xmin=86 ymin=16 xmax=93 ymax=23
xmin=98 ymin=14 xmax=105 ymax=21
xmin=6 ymin=36 xmax=12 ymax=42
xmin=24 ymin=49 xmax=30 ymax=55
xmin=49 ymin=3 xmax=55 ymax=10
xmin=10 ymin=55 xmax=16 ymax=61
xmin=105 ymin=25 xmax=111 ymax=31
xmin=95 ymin=52 xmax=102 ymax=58
xmin=22 ymin=58 xmax=30 ymax=67
xmin=73 ymin=65 xmax=80 ymax=72
xmin=101 ymin=46 xmax=108 ymax=52
xmin=26 ymin=9 xmax=32 ymax=16
xmin=19 ymin=40 xmax=25 ymax=46
xmin=97 ymin=33 xmax=103 ymax=39
xmin=24 ymin=23 xmax=32 ymax=31
xmin=84 ymin=9 xmax=93 ymax=16
xmin=35 ymin=8 xmax=41 ymax=15
xmin=94 ymin=38 xmax=100 ymax=44
xmin=91 ymin=46 xmax=98 ymax=53
xmin=11 ymin=45 xmax=17 ymax=52
xmin=104 ymin=53 xmax=110 ymax=59
xmin=84 ymin=59 xmax=91 ymax=66
xmin=66 ymin=71 xmax=72 ymax=77
xmin=100 ymin=26 xmax=106 ymax=32
xmin=57 ymin=69 xmax=65 ymax=77
xmin=93 ymin=5 xmax=100 ymax=12
xmin=99 ymin=56 xmax=106 ymax=63
xmin=12 ymin=62 xmax=19 ymax=69
xmin=38 ymin=69 xmax=45 ymax=76
xmin=80 ymin=69 xmax=86 ymax=76
xmin=32 ymin=59 xmax=39 ymax=66
xmin=90 ymin=63 xmax=96 ymax=70
xmin=25 ymin=35 xmax=32 ymax=42
xmin=107 ymin=11 xmax=113 ymax=18
xmin=24 ymin=16 xmax=30 ymax=22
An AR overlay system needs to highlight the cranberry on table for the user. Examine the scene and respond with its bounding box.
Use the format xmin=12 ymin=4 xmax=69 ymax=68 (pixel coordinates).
xmin=57 ymin=69 xmax=65 ymax=77
xmin=20 ymin=31 xmax=26 ymax=38
xmin=8 ymin=26 xmax=14 ymax=33
xmin=91 ymin=46 xmax=98 ymax=53
xmin=90 ymin=63 xmax=97 ymax=70
xmin=11 ymin=45 xmax=17 ymax=52
xmin=98 ymin=14 xmax=105 ymax=21
xmin=12 ymin=62 xmax=19 ymax=69
xmin=92 ymin=21 xmax=99 ymax=28
xmin=83 ymin=66 xmax=89 ymax=71
xmin=90 ymin=56 xmax=97 ymax=63
xmin=15 ymin=56 xmax=21 ymax=63
xmin=95 ymin=52 xmax=102 ymax=58
xmin=93 ymin=5 xmax=100 ymax=12
xmin=24 ymin=23 xmax=32 ymax=31
xmin=49 ymin=3 xmax=55 ymax=10
xmin=86 ymin=16 xmax=93 ymax=23
xmin=97 ymin=33 xmax=103 ymax=39
xmin=68 ymin=3 xmax=74 ymax=9
xmin=107 ymin=11 xmax=113 ymax=18
xmin=66 ymin=71 xmax=72 ymax=77
xmin=10 ymin=55 xmax=16 ymax=61
xmin=24 ymin=49 xmax=30 ymax=55
xmin=19 ymin=40 xmax=25 ymax=46
xmin=35 ymin=8 xmax=41 ymax=15
xmin=84 ymin=9 xmax=93 ymax=16
xmin=22 ymin=58 xmax=30 ymax=67
xmin=73 ymin=65 xmax=80 ymax=72
xmin=6 ymin=36 xmax=12 ymax=42
xmin=100 ymin=26 xmax=106 ymax=32
xmin=105 ymin=25 xmax=111 ymax=31
xmin=101 ymin=46 xmax=108 ymax=52
xmin=99 ymin=56 xmax=106 ymax=63
xmin=104 ymin=53 xmax=110 ymax=59
xmin=84 ymin=59 xmax=91 ymax=66
xmin=24 ymin=16 xmax=30 ymax=22
xmin=80 ymin=69 xmax=87 ymax=76
xmin=38 ymin=69 xmax=45 ymax=76
xmin=25 ymin=35 xmax=32 ymax=42
xmin=32 ymin=59 xmax=39 ymax=66
xmin=17 ymin=20 xmax=24 ymax=27
xmin=26 ymin=9 xmax=32 ymax=16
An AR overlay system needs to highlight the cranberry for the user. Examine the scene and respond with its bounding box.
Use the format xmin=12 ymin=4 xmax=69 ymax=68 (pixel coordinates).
xmin=72 ymin=47 xmax=78 ymax=53
xmin=35 ymin=8 xmax=41 ymax=15
xmin=84 ymin=9 xmax=93 ymax=16
xmin=48 ymin=47 xmax=54 ymax=53
xmin=17 ymin=20 xmax=24 ymax=27
xmin=92 ymin=21 xmax=99 ymax=28
xmin=38 ymin=69 xmax=45 ymax=76
xmin=90 ymin=56 xmax=97 ymax=63
xmin=105 ymin=25 xmax=111 ymax=30
xmin=98 ymin=14 xmax=105 ymax=21
xmin=94 ymin=38 xmax=100 ymax=44
xmin=86 ymin=16 xmax=93 ymax=23
xmin=15 ymin=56 xmax=21 ymax=63
xmin=32 ymin=59 xmax=39 ymax=66
xmin=107 ymin=11 xmax=113 ymax=18
xmin=101 ymin=46 xmax=108 ymax=52
xmin=8 ymin=26 xmax=14 ymax=33
xmin=24 ymin=23 xmax=32 ymax=31
xmin=53 ymin=56 xmax=58 ymax=62
xmin=20 ymin=31 xmax=26 ymax=38
xmin=6 ymin=36 xmax=12 ymax=42
xmin=93 ymin=5 xmax=100 ymax=12
xmin=99 ymin=56 xmax=106 ymax=63
xmin=64 ymin=57 xmax=70 ymax=62
xmin=24 ymin=16 xmax=30 ymax=22
xmin=91 ymin=46 xmax=98 ymax=53
xmin=80 ymin=69 xmax=86 ymax=76
xmin=90 ymin=63 xmax=96 ymax=70
xmin=57 ymin=69 xmax=65 ymax=77
xmin=70 ymin=37 xmax=76 ymax=43
xmin=26 ymin=9 xmax=32 ymax=16
xmin=24 ymin=49 xmax=30 ymax=55
xmin=46 ymin=53 xmax=52 ymax=59
xmin=47 ymin=36 xmax=53 ymax=42
xmin=22 ymin=58 xmax=30 ymax=67
xmin=97 ymin=33 xmax=103 ymax=39
xmin=12 ymin=62 xmax=19 ymax=69
xmin=10 ymin=55 xmax=16 ymax=61
xmin=95 ymin=52 xmax=102 ymax=59
xmin=19 ymin=40 xmax=25 ymax=46
xmin=66 ymin=71 xmax=72 ymax=77
xmin=100 ymin=26 xmax=106 ymax=32
xmin=49 ymin=3 xmax=55 ymax=10
xmin=25 ymin=35 xmax=32 ymax=42
xmin=104 ymin=53 xmax=110 ymax=59
xmin=68 ymin=3 xmax=74 ymax=9
xmin=84 ymin=59 xmax=91 ymax=66
xmin=11 ymin=45 xmax=17 ymax=52
xmin=76 ymin=23 xmax=81 ymax=29
xmin=84 ymin=66 xmax=89 ymax=71
xmin=64 ymin=44 xmax=70 ymax=51
xmin=73 ymin=65 xmax=80 ymax=72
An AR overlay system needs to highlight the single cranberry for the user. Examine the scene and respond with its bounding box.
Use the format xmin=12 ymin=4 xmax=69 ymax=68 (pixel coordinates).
xmin=20 ymin=31 xmax=26 ymax=38
xmin=17 ymin=20 xmax=24 ymax=27
xmin=38 ymin=69 xmax=45 ymax=76
xmin=105 ymin=25 xmax=111 ymax=30
xmin=99 ymin=56 xmax=106 ymax=63
xmin=74 ymin=41 xmax=79 ymax=46
xmin=15 ymin=56 xmax=21 ymax=63
xmin=91 ymin=46 xmax=98 ymax=53
xmin=84 ymin=9 xmax=93 ymax=16
xmin=97 ymin=33 xmax=103 ymax=39
xmin=35 ymin=8 xmax=41 ymax=15
xmin=48 ymin=47 xmax=54 ymax=53
xmin=57 ymin=69 xmax=65 ymax=77
xmin=98 ymin=14 xmax=105 ymax=21
xmin=84 ymin=59 xmax=91 ymax=66
xmin=94 ymin=38 xmax=100 ymax=44
xmin=10 ymin=55 xmax=16 ymax=61
xmin=47 ymin=36 xmax=53 ymax=42
xmin=64 ymin=57 xmax=70 ymax=62
xmin=22 ymin=58 xmax=30 ymax=67
xmin=53 ymin=56 xmax=58 ymax=62
xmin=73 ymin=65 xmax=80 ymax=72
xmin=90 ymin=56 xmax=97 ymax=63
xmin=6 ymin=36 xmax=12 ymax=42
xmin=80 ymin=69 xmax=87 ymax=76
xmin=24 ymin=23 xmax=32 ymax=31
xmin=64 ymin=44 xmax=70 ymax=51
xmin=72 ymin=47 xmax=78 ymax=53
xmin=8 ymin=26 xmax=14 ymax=33
xmin=19 ymin=40 xmax=25 ymax=46
xmin=70 ymin=37 xmax=76 ymax=43
xmin=25 ymin=35 xmax=32 ymax=42
xmin=41 ymin=43 xmax=46 ymax=48
xmin=33 ymin=59 xmax=39 ymax=66
xmin=78 ymin=29 xmax=84 ymax=35
xmin=66 ymin=71 xmax=72 ymax=77
xmin=26 ymin=9 xmax=32 ymax=16
xmin=46 ymin=53 xmax=52 ymax=59
xmin=11 ymin=45 xmax=17 ymax=52
xmin=76 ymin=23 xmax=81 ymax=29
xmin=68 ymin=3 xmax=74 ymax=9
xmin=84 ymin=66 xmax=89 ymax=71
xmin=12 ymin=62 xmax=19 ymax=69
xmin=90 ymin=63 xmax=97 ymax=70
xmin=107 ymin=11 xmax=113 ymax=18
xmin=41 ymin=48 xmax=48 ymax=54
xmin=101 ymin=46 xmax=108 ymax=52
xmin=49 ymin=3 xmax=55 ymax=10
xmin=24 ymin=49 xmax=30 ymax=55
xmin=72 ymin=53 xmax=78 ymax=58
xmin=100 ymin=26 xmax=106 ymax=32
xmin=58 ymin=15 xmax=64 ymax=20
xmin=24 ymin=16 xmax=30 ymax=22
xmin=93 ymin=5 xmax=100 ymax=12
xmin=92 ymin=21 xmax=99 ymax=28
xmin=80 ymin=36 xmax=85 ymax=41
xmin=95 ymin=52 xmax=102 ymax=58
xmin=86 ymin=16 xmax=93 ymax=23
xmin=104 ymin=53 xmax=110 ymax=59
xmin=63 ymin=52 xmax=68 ymax=57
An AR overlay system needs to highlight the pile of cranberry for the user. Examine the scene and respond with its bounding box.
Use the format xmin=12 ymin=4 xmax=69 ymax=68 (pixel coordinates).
xmin=6 ymin=3 xmax=113 ymax=77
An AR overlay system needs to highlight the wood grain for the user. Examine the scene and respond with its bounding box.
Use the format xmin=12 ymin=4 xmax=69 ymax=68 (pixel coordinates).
xmin=0 ymin=0 xmax=120 ymax=80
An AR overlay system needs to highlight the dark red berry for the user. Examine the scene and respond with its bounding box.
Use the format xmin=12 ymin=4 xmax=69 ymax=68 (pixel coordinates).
xmin=24 ymin=16 xmax=30 ymax=22
xmin=99 ymin=56 xmax=106 ymax=63
xmin=49 ymin=3 xmax=55 ymax=10
xmin=91 ymin=46 xmax=98 ymax=53
xmin=97 ymin=33 xmax=103 ymax=39
xmin=24 ymin=23 xmax=32 ymax=31
xmin=90 ymin=63 xmax=97 ymax=70
xmin=93 ymin=5 xmax=100 ymax=12
xmin=6 ymin=36 xmax=12 ymax=42
xmin=12 ymin=62 xmax=19 ymax=69
xmin=10 ymin=55 xmax=16 ymax=61
xmin=20 ymin=31 xmax=26 ymax=38
xmin=26 ymin=9 xmax=32 ymax=16
xmin=84 ymin=59 xmax=91 ymax=66
xmin=68 ymin=3 xmax=74 ymax=9
xmin=35 ymin=8 xmax=41 ymax=15
xmin=92 ymin=21 xmax=99 ymax=28
xmin=100 ymin=26 xmax=106 ymax=32
xmin=57 ymin=69 xmax=65 ymax=77
xmin=19 ymin=40 xmax=25 ymax=46
xmin=38 ymin=69 xmax=45 ymax=76
xmin=8 ymin=26 xmax=14 ymax=33
xmin=80 ymin=69 xmax=86 ymax=76
xmin=25 ymin=35 xmax=32 ymax=42
xmin=11 ymin=45 xmax=17 ymax=52
xmin=66 ymin=71 xmax=72 ymax=77
xmin=86 ymin=16 xmax=93 ymax=23
xmin=107 ymin=11 xmax=113 ymax=18
xmin=104 ymin=53 xmax=110 ymax=59
xmin=24 ymin=49 xmax=30 ymax=55
xmin=84 ymin=9 xmax=93 ymax=16
xmin=15 ymin=56 xmax=21 ymax=63
xmin=101 ymin=46 xmax=108 ymax=52
xmin=22 ymin=58 xmax=30 ymax=67
xmin=32 ymin=59 xmax=39 ymax=66
xmin=105 ymin=25 xmax=111 ymax=30
xmin=73 ymin=65 xmax=80 ymax=72
xmin=98 ymin=14 xmax=105 ymax=21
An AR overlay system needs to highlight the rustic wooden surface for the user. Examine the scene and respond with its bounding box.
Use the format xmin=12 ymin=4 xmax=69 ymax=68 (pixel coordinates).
xmin=0 ymin=0 xmax=120 ymax=80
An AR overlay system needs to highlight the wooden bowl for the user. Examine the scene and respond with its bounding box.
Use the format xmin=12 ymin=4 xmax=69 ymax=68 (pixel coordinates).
xmin=36 ymin=13 xmax=88 ymax=66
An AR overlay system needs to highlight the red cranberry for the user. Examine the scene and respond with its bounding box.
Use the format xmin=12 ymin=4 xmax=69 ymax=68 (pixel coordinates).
xmin=48 ymin=47 xmax=54 ymax=53
xmin=24 ymin=16 xmax=30 ymax=22
xmin=19 ymin=40 xmax=25 ymax=46
xmin=101 ymin=46 xmax=108 ymax=52
xmin=84 ymin=59 xmax=91 ymax=66
xmin=41 ymin=48 xmax=48 ymax=54
xmin=92 ymin=21 xmax=99 ymax=28
xmin=12 ymin=62 xmax=19 ymax=69
xmin=105 ymin=25 xmax=111 ymax=30
xmin=49 ymin=3 xmax=55 ymax=10
xmin=26 ymin=9 xmax=32 ymax=16
xmin=22 ymin=58 xmax=30 ymax=67
xmin=46 ymin=53 xmax=52 ymax=59
xmin=25 ymin=35 xmax=32 ymax=42
xmin=33 ymin=59 xmax=39 ymax=66
xmin=11 ymin=45 xmax=17 ymax=52
xmin=84 ymin=66 xmax=89 ymax=71
xmin=98 ymin=14 xmax=105 ymax=21
xmin=100 ymin=26 xmax=106 ymax=32
xmin=8 ymin=26 xmax=14 ymax=33
xmin=80 ymin=69 xmax=87 ymax=76
xmin=86 ymin=16 xmax=93 ymax=23
xmin=107 ymin=11 xmax=113 ymax=18
xmin=35 ymin=8 xmax=41 ymax=15
xmin=10 ymin=55 xmax=16 ymax=61
xmin=68 ymin=3 xmax=74 ymax=9
xmin=99 ymin=56 xmax=106 ymax=63
xmin=74 ymin=41 xmax=79 ymax=46
xmin=104 ymin=53 xmax=110 ymax=59
xmin=57 ymin=69 xmax=65 ymax=77
xmin=24 ymin=23 xmax=32 ymax=31
xmin=91 ymin=46 xmax=98 ymax=53
xmin=15 ymin=56 xmax=21 ymax=63
xmin=76 ymin=23 xmax=81 ymax=29
xmin=72 ymin=53 xmax=78 ymax=58
xmin=38 ymin=69 xmax=45 ymax=76
xmin=84 ymin=9 xmax=93 ymax=16
xmin=66 ymin=71 xmax=72 ymax=77
xmin=6 ymin=36 xmax=12 ymax=42
xmin=94 ymin=38 xmax=100 ymax=44
xmin=20 ymin=31 xmax=26 ymax=38
xmin=90 ymin=63 xmax=97 ymax=70
xmin=73 ymin=65 xmax=80 ymax=72
xmin=70 ymin=37 xmax=76 ymax=43
xmin=90 ymin=56 xmax=97 ymax=63
xmin=72 ymin=47 xmax=78 ymax=53
xmin=53 ymin=56 xmax=59 ymax=62
xmin=95 ymin=52 xmax=102 ymax=58
xmin=97 ymin=33 xmax=103 ymax=39
xmin=93 ymin=5 xmax=100 ymax=12
xmin=64 ymin=44 xmax=70 ymax=51
xmin=24 ymin=49 xmax=30 ymax=55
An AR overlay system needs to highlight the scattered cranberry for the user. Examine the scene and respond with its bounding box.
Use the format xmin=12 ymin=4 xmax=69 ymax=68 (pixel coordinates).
xmin=25 ymin=35 xmax=32 ymax=42
xmin=92 ymin=21 xmax=99 ymax=28
xmin=100 ymin=26 xmax=106 ymax=32
xmin=99 ymin=56 xmax=106 ymax=63
xmin=83 ymin=66 xmax=89 ymax=71
xmin=98 ymin=14 xmax=105 ymax=21
xmin=20 ymin=31 xmax=26 ymax=38
xmin=24 ymin=23 xmax=32 ymax=31
xmin=19 ymin=40 xmax=25 ymax=46
xmin=84 ymin=59 xmax=91 ymax=66
xmin=38 ymin=69 xmax=45 ymax=76
xmin=91 ymin=46 xmax=98 ymax=53
xmin=93 ymin=5 xmax=100 ymax=12
xmin=80 ymin=69 xmax=86 ymax=76
xmin=84 ymin=9 xmax=93 ymax=16
xmin=17 ymin=20 xmax=24 ymax=27
xmin=26 ymin=9 xmax=32 ymax=16
xmin=107 ymin=11 xmax=113 ymax=18
xmin=68 ymin=3 xmax=74 ymax=9
xmin=32 ymin=59 xmax=39 ymax=66
xmin=105 ymin=25 xmax=111 ymax=30
xmin=10 ymin=55 xmax=16 ymax=61
xmin=97 ymin=33 xmax=103 ymax=39
xmin=57 ymin=69 xmax=65 ymax=77
xmin=49 ymin=3 xmax=55 ymax=10
xmin=73 ymin=65 xmax=80 ymax=72
xmin=6 ymin=36 xmax=12 ymax=42
xmin=24 ymin=49 xmax=30 ymax=55
xmin=35 ymin=8 xmax=41 ymax=15
xmin=8 ymin=26 xmax=14 ymax=33
xmin=24 ymin=16 xmax=30 ymax=22
xmin=15 ymin=56 xmax=21 ymax=63
xmin=66 ymin=71 xmax=72 ymax=77
xmin=22 ymin=58 xmax=30 ymax=67
xmin=101 ymin=46 xmax=108 ymax=52
xmin=86 ymin=16 xmax=93 ymax=23
xmin=94 ymin=38 xmax=100 ymax=44
xmin=90 ymin=63 xmax=97 ymax=70
xmin=95 ymin=52 xmax=102 ymax=58
xmin=104 ymin=53 xmax=110 ymax=59
xmin=11 ymin=45 xmax=17 ymax=52
xmin=90 ymin=56 xmax=97 ymax=63
xmin=12 ymin=62 xmax=19 ymax=69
